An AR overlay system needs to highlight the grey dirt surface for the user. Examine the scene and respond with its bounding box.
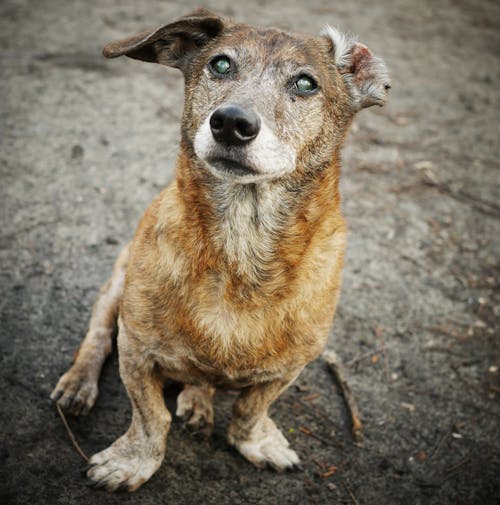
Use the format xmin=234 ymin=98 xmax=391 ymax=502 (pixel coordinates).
xmin=1 ymin=0 xmax=499 ymax=504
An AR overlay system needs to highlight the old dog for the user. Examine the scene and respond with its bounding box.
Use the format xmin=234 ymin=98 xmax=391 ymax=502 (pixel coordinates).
xmin=51 ymin=8 xmax=389 ymax=491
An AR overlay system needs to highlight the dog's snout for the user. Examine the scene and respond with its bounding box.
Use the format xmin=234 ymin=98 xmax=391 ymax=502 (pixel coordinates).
xmin=210 ymin=105 xmax=261 ymax=146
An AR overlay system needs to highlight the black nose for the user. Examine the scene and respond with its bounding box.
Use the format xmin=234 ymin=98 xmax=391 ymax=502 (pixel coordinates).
xmin=209 ymin=105 xmax=261 ymax=146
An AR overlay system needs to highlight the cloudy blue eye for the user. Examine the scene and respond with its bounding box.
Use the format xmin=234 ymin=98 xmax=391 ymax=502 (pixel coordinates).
xmin=295 ymin=75 xmax=317 ymax=93
xmin=210 ymin=55 xmax=231 ymax=75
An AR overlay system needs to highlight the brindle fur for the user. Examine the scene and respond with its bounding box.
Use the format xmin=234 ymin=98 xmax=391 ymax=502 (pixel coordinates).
xmin=51 ymin=8 xmax=389 ymax=491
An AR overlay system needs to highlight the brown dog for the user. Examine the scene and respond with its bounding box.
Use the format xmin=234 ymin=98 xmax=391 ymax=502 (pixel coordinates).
xmin=51 ymin=8 xmax=389 ymax=491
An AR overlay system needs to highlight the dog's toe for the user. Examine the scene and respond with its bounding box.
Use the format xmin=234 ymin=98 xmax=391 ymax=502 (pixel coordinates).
xmin=262 ymin=443 xmax=300 ymax=472
xmin=50 ymin=367 xmax=98 ymax=416
xmin=238 ymin=439 xmax=300 ymax=472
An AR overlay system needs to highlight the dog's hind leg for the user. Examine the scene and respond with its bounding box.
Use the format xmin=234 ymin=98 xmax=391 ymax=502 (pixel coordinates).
xmin=176 ymin=384 xmax=215 ymax=437
xmin=50 ymin=244 xmax=130 ymax=415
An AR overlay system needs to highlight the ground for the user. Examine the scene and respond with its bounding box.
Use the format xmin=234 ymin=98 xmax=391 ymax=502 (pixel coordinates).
xmin=1 ymin=0 xmax=499 ymax=504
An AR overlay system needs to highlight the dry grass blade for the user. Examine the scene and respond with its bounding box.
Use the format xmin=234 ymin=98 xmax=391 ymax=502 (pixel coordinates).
xmin=56 ymin=403 xmax=90 ymax=463
xmin=343 ymin=479 xmax=361 ymax=505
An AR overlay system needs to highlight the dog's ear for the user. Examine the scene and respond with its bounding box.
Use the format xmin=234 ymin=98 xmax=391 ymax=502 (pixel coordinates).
xmin=322 ymin=26 xmax=390 ymax=110
xmin=102 ymin=9 xmax=225 ymax=69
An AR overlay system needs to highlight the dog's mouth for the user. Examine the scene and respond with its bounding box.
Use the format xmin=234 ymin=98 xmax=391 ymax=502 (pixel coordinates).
xmin=206 ymin=156 xmax=258 ymax=177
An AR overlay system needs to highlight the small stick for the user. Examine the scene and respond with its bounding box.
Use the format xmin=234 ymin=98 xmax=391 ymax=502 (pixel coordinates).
xmin=375 ymin=329 xmax=391 ymax=383
xmin=394 ymin=385 xmax=500 ymax=417
xmin=56 ymin=403 xmax=90 ymax=463
xmin=302 ymin=393 xmax=321 ymax=401
xmin=323 ymin=350 xmax=364 ymax=444
xmin=345 ymin=345 xmax=386 ymax=367
xmin=428 ymin=422 xmax=459 ymax=461
xmin=343 ymin=480 xmax=361 ymax=505
xmin=303 ymin=479 xmax=319 ymax=505
xmin=312 ymin=458 xmax=327 ymax=470
xmin=319 ymin=466 xmax=338 ymax=478
xmin=299 ymin=426 xmax=332 ymax=446
xmin=442 ymin=457 xmax=471 ymax=479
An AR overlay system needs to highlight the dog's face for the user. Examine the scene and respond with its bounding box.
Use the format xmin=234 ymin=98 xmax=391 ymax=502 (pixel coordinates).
xmin=103 ymin=9 xmax=390 ymax=184
xmin=187 ymin=29 xmax=349 ymax=184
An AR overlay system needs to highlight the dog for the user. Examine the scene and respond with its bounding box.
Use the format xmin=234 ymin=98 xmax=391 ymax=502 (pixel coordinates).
xmin=51 ymin=8 xmax=389 ymax=492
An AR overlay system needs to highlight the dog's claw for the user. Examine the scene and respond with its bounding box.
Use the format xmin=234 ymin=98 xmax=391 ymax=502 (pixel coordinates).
xmin=50 ymin=389 xmax=63 ymax=403
xmin=80 ymin=464 xmax=92 ymax=475
xmin=85 ymin=479 xmax=100 ymax=489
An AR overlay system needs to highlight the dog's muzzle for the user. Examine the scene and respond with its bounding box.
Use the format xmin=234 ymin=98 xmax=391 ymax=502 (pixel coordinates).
xmin=194 ymin=103 xmax=296 ymax=182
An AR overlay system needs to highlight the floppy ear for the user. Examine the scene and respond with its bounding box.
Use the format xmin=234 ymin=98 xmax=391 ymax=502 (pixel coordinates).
xmin=102 ymin=8 xmax=225 ymax=69
xmin=322 ymin=26 xmax=391 ymax=110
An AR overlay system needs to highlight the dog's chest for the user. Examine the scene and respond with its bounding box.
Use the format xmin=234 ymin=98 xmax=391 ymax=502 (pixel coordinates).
xmin=126 ymin=180 xmax=344 ymax=383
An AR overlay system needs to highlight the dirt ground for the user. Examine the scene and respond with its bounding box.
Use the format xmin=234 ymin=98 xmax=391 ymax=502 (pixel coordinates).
xmin=1 ymin=0 xmax=499 ymax=504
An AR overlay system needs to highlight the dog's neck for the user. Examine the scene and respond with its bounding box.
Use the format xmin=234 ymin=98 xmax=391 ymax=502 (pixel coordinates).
xmin=209 ymin=180 xmax=288 ymax=277
xmin=175 ymin=148 xmax=341 ymax=283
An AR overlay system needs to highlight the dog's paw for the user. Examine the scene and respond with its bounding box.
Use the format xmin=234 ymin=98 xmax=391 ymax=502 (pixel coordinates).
xmin=176 ymin=385 xmax=214 ymax=437
xmin=229 ymin=417 xmax=301 ymax=472
xmin=87 ymin=436 xmax=163 ymax=492
xmin=50 ymin=366 xmax=98 ymax=416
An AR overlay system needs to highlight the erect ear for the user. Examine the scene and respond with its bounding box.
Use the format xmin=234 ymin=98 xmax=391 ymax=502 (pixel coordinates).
xmin=322 ymin=26 xmax=391 ymax=111
xmin=102 ymin=8 xmax=225 ymax=69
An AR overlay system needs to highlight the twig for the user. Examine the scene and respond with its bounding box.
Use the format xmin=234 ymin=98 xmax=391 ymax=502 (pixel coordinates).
xmin=2 ymin=218 xmax=62 ymax=242
xmin=423 ymin=346 xmax=468 ymax=359
xmin=56 ymin=404 xmax=89 ymax=463
xmin=323 ymin=350 xmax=364 ymax=444
xmin=345 ymin=346 xmax=386 ymax=367
xmin=420 ymin=171 xmax=500 ymax=219
xmin=374 ymin=327 xmax=391 ymax=383
xmin=299 ymin=426 xmax=332 ymax=446
xmin=417 ymin=456 xmax=471 ymax=488
xmin=312 ymin=458 xmax=327 ymax=470
xmin=442 ymin=457 xmax=471 ymax=480
xmin=302 ymin=393 xmax=321 ymax=401
xmin=394 ymin=386 xmax=500 ymax=418
xmin=319 ymin=466 xmax=338 ymax=478
xmin=428 ymin=424 xmax=453 ymax=461
xmin=303 ymin=479 xmax=319 ymax=505
xmin=343 ymin=480 xmax=361 ymax=505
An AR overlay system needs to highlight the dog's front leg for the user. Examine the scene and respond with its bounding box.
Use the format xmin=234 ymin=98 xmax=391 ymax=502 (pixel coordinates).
xmin=228 ymin=372 xmax=302 ymax=471
xmin=86 ymin=323 xmax=170 ymax=492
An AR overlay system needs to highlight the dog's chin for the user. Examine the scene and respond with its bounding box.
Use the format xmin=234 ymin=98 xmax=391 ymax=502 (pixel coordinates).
xmin=203 ymin=157 xmax=265 ymax=183
xmin=208 ymin=157 xmax=257 ymax=176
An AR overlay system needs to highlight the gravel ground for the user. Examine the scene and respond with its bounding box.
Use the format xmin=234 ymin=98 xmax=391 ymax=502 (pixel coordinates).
xmin=1 ymin=0 xmax=499 ymax=504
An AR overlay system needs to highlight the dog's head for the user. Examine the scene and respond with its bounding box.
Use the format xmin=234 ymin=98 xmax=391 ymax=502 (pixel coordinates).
xmin=104 ymin=8 xmax=390 ymax=184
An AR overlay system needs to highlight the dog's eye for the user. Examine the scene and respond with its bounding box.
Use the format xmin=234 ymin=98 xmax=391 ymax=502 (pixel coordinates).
xmin=210 ymin=56 xmax=231 ymax=75
xmin=294 ymin=75 xmax=317 ymax=94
